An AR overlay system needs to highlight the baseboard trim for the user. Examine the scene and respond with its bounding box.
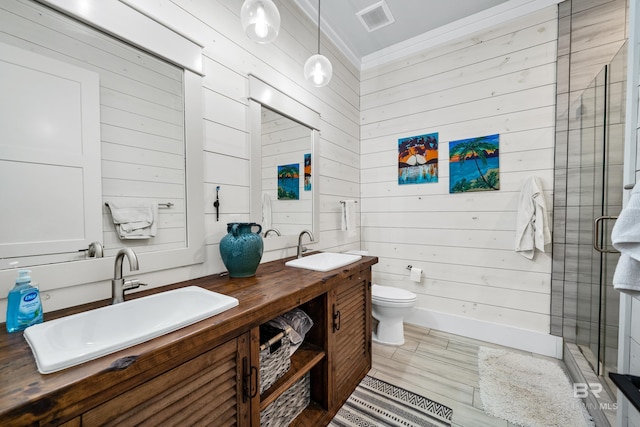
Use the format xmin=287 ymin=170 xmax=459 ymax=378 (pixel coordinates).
xmin=405 ymin=307 xmax=563 ymax=358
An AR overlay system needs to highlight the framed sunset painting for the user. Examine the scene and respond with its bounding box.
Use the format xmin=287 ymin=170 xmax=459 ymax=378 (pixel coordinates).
xmin=398 ymin=132 xmax=438 ymax=185
xmin=304 ymin=153 xmax=311 ymax=191
xmin=449 ymin=134 xmax=500 ymax=193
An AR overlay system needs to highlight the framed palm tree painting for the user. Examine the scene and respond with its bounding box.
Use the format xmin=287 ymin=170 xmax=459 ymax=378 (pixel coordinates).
xmin=277 ymin=163 xmax=300 ymax=200
xmin=449 ymin=134 xmax=500 ymax=193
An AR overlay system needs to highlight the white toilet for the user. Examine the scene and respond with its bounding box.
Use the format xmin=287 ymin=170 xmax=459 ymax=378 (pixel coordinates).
xmin=371 ymin=284 xmax=417 ymax=346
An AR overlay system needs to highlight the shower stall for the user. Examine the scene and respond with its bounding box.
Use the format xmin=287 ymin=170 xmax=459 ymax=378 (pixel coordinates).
xmin=555 ymin=43 xmax=627 ymax=401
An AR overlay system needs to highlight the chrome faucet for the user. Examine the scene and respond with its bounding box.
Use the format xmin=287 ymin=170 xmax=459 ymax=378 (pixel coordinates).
xmin=264 ymin=228 xmax=281 ymax=237
xmin=297 ymin=230 xmax=314 ymax=258
xmin=111 ymin=248 xmax=142 ymax=304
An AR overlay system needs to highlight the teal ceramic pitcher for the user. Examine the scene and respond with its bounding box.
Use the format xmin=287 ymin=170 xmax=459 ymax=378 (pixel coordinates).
xmin=219 ymin=222 xmax=263 ymax=278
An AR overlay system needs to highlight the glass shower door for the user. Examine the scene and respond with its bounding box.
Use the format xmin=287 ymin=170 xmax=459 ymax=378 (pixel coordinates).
xmin=571 ymin=44 xmax=626 ymax=387
xmin=572 ymin=63 xmax=607 ymax=377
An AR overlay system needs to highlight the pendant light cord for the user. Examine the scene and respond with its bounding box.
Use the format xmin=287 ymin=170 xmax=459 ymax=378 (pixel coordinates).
xmin=317 ymin=0 xmax=321 ymax=54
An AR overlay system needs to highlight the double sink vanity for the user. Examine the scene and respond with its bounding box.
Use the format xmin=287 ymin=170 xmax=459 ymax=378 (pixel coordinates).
xmin=0 ymin=252 xmax=377 ymax=426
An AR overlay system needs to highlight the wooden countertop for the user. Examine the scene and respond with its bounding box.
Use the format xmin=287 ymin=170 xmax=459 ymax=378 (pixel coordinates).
xmin=0 ymin=255 xmax=377 ymax=426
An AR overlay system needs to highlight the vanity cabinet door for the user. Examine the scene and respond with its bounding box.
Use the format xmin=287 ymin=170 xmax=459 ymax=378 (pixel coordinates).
xmin=329 ymin=270 xmax=372 ymax=406
xmin=82 ymin=333 xmax=252 ymax=426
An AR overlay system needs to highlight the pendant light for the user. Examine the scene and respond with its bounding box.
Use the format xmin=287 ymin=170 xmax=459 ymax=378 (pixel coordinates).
xmin=241 ymin=0 xmax=281 ymax=44
xmin=304 ymin=0 xmax=332 ymax=87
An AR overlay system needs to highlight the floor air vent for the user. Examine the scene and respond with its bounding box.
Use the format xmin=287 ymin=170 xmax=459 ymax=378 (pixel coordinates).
xmin=356 ymin=1 xmax=395 ymax=32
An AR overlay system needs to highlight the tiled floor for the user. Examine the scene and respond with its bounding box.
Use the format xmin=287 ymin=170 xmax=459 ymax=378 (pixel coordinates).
xmin=368 ymin=323 xmax=591 ymax=427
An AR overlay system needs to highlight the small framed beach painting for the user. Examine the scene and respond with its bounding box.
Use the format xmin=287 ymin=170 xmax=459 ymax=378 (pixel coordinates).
xmin=449 ymin=134 xmax=500 ymax=193
xmin=277 ymin=163 xmax=299 ymax=200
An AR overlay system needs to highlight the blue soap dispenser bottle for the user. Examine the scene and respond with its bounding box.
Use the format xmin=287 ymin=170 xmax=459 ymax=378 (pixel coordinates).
xmin=6 ymin=270 xmax=44 ymax=333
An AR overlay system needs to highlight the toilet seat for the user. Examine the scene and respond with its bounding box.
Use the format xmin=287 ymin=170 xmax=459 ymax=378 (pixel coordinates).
xmin=372 ymin=284 xmax=416 ymax=303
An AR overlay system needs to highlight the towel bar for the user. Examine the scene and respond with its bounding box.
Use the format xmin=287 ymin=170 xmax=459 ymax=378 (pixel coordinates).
xmin=105 ymin=202 xmax=173 ymax=208
xmin=339 ymin=200 xmax=358 ymax=204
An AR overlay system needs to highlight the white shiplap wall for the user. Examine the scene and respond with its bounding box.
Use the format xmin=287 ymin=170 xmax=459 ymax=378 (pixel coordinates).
xmin=0 ymin=0 xmax=360 ymax=319
xmin=0 ymin=0 xmax=565 ymax=355
xmin=360 ymin=6 xmax=559 ymax=352
xmin=172 ymin=0 xmax=362 ymax=269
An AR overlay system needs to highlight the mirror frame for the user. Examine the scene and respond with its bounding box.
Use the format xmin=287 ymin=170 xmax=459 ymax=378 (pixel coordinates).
xmin=248 ymin=75 xmax=320 ymax=251
xmin=0 ymin=0 xmax=205 ymax=290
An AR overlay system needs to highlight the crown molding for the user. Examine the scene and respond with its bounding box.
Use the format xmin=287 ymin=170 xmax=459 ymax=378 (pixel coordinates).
xmin=294 ymin=0 xmax=565 ymax=71
xmin=360 ymin=0 xmax=564 ymax=70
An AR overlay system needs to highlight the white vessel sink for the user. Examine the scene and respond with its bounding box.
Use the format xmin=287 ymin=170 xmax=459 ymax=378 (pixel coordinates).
xmin=24 ymin=286 xmax=239 ymax=374
xmin=285 ymin=252 xmax=362 ymax=272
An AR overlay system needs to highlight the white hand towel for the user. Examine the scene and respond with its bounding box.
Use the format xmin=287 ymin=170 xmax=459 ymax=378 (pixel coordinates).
xmin=341 ymin=200 xmax=357 ymax=238
xmin=262 ymin=193 xmax=272 ymax=230
xmin=515 ymin=176 xmax=551 ymax=259
xmin=611 ymin=184 xmax=640 ymax=292
xmin=612 ymin=254 xmax=640 ymax=294
xmin=106 ymin=200 xmax=158 ymax=239
xmin=612 ymin=184 xmax=640 ymax=258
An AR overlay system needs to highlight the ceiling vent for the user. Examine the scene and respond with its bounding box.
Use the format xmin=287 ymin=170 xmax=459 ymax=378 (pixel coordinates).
xmin=356 ymin=1 xmax=395 ymax=32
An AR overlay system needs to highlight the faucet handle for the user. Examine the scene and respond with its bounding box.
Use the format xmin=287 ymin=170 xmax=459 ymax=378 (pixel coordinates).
xmin=123 ymin=279 xmax=146 ymax=292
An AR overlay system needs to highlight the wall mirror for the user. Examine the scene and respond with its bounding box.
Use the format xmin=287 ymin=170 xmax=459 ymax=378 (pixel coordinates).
xmin=249 ymin=76 xmax=320 ymax=251
xmin=0 ymin=0 xmax=204 ymax=290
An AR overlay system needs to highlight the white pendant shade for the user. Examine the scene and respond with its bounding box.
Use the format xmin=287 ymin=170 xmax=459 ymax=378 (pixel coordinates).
xmin=305 ymin=0 xmax=332 ymax=87
xmin=240 ymin=0 xmax=281 ymax=44
xmin=304 ymin=54 xmax=333 ymax=87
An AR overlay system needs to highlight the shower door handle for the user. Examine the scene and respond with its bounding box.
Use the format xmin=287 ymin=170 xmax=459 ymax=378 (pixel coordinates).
xmin=594 ymin=216 xmax=619 ymax=253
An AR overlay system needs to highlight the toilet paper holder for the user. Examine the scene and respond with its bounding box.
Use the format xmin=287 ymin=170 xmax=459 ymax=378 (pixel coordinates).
xmin=406 ymin=265 xmax=422 ymax=282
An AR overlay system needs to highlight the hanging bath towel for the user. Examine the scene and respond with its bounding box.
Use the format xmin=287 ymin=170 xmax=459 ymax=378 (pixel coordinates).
xmin=106 ymin=200 xmax=158 ymax=239
xmin=341 ymin=200 xmax=357 ymax=238
xmin=611 ymin=184 xmax=640 ymax=292
xmin=262 ymin=193 xmax=272 ymax=230
xmin=514 ymin=176 xmax=551 ymax=259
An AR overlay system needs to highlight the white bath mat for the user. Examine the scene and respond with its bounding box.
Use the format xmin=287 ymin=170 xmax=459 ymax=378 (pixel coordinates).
xmin=478 ymin=347 xmax=595 ymax=427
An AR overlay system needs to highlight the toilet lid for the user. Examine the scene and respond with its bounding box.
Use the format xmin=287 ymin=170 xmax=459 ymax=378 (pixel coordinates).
xmin=372 ymin=284 xmax=416 ymax=302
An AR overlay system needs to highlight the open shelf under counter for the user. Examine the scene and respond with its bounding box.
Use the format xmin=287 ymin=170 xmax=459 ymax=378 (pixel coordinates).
xmin=290 ymin=400 xmax=327 ymax=426
xmin=259 ymin=342 xmax=325 ymax=410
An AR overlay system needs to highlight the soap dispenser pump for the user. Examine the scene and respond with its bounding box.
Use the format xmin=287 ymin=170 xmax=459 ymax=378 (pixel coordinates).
xmin=6 ymin=270 xmax=43 ymax=333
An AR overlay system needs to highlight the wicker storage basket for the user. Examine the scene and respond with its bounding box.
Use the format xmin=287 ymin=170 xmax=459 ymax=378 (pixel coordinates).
xmin=260 ymin=373 xmax=310 ymax=426
xmin=259 ymin=326 xmax=292 ymax=394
